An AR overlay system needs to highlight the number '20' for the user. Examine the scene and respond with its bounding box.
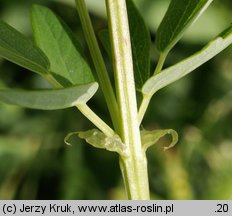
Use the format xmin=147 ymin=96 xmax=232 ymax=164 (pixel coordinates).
xmin=216 ymin=204 xmax=228 ymax=212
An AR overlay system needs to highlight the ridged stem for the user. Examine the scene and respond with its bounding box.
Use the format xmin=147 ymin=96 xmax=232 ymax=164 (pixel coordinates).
xmin=106 ymin=0 xmax=150 ymax=199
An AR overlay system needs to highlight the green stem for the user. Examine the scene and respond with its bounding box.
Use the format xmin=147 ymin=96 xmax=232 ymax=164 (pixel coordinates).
xmin=106 ymin=0 xmax=150 ymax=199
xmin=154 ymin=52 xmax=167 ymax=75
xmin=77 ymin=104 xmax=115 ymax=137
xmin=138 ymin=94 xmax=151 ymax=125
xmin=44 ymin=74 xmax=114 ymax=137
xmin=75 ymin=0 xmax=120 ymax=133
xmin=138 ymin=52 xmax=167 ymax=124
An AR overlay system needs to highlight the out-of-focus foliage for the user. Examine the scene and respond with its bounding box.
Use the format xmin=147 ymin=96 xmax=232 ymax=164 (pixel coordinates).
xmin=0 ymin=0 xmax=232 ymax=199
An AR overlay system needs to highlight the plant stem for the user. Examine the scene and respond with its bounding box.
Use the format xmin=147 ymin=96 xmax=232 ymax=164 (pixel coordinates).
xmin=154 ymin=52 xmax=167 ymax=75
xmin=138 ymin=52 xmax=167 ymax=124
xmin=77 ymin=104 xmax=115 ymax=137
xmin=138 ymin=94 xmax=151 ymax=125
xmin=106 ymin=0 xmax=150 ymax=199
xmin=75 ymin=0 xmax=120 ymax=133
xmin=44 ymin=74 xmax=114 ymax=137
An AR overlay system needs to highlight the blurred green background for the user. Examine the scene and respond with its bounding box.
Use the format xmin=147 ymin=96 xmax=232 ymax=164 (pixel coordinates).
xmin=0 ymin=0 xmax=232 ymax=199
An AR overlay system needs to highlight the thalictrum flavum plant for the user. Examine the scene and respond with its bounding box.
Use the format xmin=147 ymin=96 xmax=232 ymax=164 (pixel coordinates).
xmin=0 ymin=0 xmax=231 ymax=200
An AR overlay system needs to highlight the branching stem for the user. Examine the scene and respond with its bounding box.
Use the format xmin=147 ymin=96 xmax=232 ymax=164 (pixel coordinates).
xmin=106 ymin=0 xmax=150 ymax=199
xmin=44 ymin=74 xmax=114 ymax=137
xmin=77 ymin=104 xmax=115 ymax=137
xmin=154 ymin=52 xmax=167 ymax=75
xmin=138 ymin=52 xmax=167 ymax=124
xmin=138 ymin=94 xmax=152 ymax=125
xmin=75 ymin=0 xmax=120 ymax=133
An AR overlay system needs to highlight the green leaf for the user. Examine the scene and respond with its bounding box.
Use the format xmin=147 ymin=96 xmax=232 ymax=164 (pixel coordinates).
xmin=141 ymin=129 xmax=178 ymax=152
xmin=155 ymin=0 xmax=213 ymax=55
xmin=143 ymin=25 xmax=232 ymax=96
xmin=0 ymin=82 xmax=98 ymax=110
xmin=0 ymin=21 xmax=49 ymax=75
xmin=64 ymin=129 xmax=128 ymax=156
xmin=126 ymin=0 xmax=150 ymax=89
xmin=98 ymin=29 xmax=112 ymax=59
xmin=98 ymin=0 xmax=150 ymax=90
xmin=31 ymin=5 xmax=94 ymax=87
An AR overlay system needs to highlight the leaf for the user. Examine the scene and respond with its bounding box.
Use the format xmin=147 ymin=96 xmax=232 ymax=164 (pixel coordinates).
xmin=98 ymin=0 xmax=150 ymax=90
xmin=65 ymin=129 xmax=128 ymax=157
xmin=0 ymin=21 xmax=49 ymax=75
xmin=0 ymin=82 xmax=98 ymax=110
xmin=98 ymin=29 xmax=112 ymax=59
xmin=155 ymin=0 xmax=213 ymax=55
xmin=143 ymin=25 xmax=232 ymax=96
xmin=141 ymin=129 xmax=178 ymax=152
xmin=126 ymin=0 xmax=151 ymax=89
xmin=31 ymin=5 xmax=94 ymax=87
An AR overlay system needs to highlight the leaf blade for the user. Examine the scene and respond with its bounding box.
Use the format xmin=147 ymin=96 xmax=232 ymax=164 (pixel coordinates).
xmin=31 ymin=5 xmax=94 ymax=86
xmin=0 ymin=21 xmax=49 ymax=75
xmin=0 ymin=82 xmax=98 ymax=110
xmin=155 ymin=0 xmax=213 ymax=54
xmin=143 ymin=25 xmax=232 ymax=96
xmin=98 ymin=29 xmax=112 ymax=59
xmin=126 ymin=0 xmax=151 ymax=89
